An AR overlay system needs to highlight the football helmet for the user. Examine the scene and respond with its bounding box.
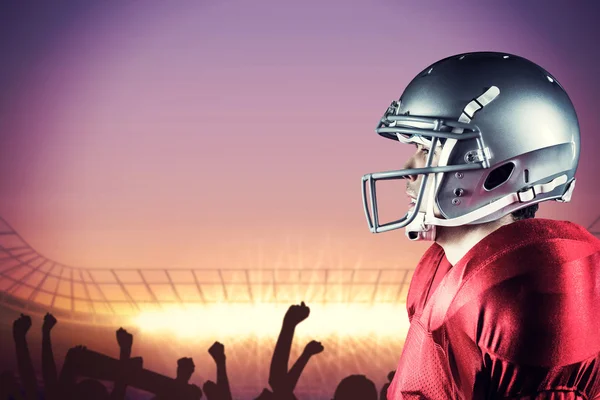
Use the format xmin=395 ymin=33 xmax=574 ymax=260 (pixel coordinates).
xmin=362 ymin=52 xmax=580 ymax=241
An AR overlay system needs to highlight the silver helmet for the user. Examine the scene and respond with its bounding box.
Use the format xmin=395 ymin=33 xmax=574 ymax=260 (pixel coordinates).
xmin=362 ymin=52 xmax=579 ymax=241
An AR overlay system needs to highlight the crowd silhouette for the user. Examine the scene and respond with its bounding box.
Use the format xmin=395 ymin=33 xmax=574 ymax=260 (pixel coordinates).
xmin=0 ymin=302 xmax=395 ymax=400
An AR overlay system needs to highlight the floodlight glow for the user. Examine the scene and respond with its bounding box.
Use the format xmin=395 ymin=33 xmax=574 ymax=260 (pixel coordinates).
xmin=133 ymin=304 xmax=410 ymax=339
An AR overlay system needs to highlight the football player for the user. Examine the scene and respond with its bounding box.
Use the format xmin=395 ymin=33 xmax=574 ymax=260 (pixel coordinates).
xmin=362 ymin=52 xmax=600 ymax=399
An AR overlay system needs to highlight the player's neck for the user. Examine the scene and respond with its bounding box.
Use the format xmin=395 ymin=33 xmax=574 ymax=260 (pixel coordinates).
xmin=435 ymin=215 xmax=514 ymax=266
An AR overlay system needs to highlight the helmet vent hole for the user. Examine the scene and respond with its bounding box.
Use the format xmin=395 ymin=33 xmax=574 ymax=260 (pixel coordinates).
xmin=524 ymin=169 xmax=529 ymax=183
xmin=484 ymin=162 xmax=515 ymax=190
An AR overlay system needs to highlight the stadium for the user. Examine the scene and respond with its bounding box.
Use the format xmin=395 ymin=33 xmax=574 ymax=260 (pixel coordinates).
xmin=2 ymin=2 xmax=599 ymax=398
xmin=0 ymin=216 xmax=414 ymax=399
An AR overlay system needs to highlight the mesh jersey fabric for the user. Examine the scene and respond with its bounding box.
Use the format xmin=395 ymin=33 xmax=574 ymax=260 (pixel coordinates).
xmin=387 ymin=218 xmax=600 ymax=400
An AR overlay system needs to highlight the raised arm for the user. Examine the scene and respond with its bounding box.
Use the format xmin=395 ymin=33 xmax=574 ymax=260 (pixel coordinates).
xmin=286 ymin=340 xmax=323 ymax=393
xmin=13 ymin=314 xmax=38 ymax=400
xmin=42 ymin=313 xmax=58 ymax=400
xmin=110 ymin=328 xmax=133 ymax=400
xmin=208 ymin=342 xmax=232 ymax=400
xmin=268 ymin=302 xmax=309 ymax=393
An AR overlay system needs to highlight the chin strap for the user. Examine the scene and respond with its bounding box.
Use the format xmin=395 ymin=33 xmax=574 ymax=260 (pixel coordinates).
xmin=406 ymin=165 xmax=440 ymax=241
xmin=406 ymin=174 xmax=572 ymax=241
xmin=405 ymin=211 xmax=437 ymax=241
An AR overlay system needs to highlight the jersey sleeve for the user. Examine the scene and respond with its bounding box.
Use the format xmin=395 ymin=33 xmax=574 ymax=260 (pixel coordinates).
xmin=471 ymin=248 xmax=600 ymax=398
xmin=443 ymin=236 xmax=600 ymax=399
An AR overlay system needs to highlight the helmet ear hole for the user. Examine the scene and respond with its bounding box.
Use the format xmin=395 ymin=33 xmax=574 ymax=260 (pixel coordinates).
xmin=484 ymin=162 xmax=515 ymax=191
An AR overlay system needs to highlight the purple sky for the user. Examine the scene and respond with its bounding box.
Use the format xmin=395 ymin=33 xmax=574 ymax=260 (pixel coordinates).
xmin=1 ymin=0 xmax=599 ymax=270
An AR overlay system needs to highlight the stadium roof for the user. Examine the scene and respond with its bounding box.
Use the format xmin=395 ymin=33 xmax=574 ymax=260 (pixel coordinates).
xmin=2 ymin=215 xmax=598 ymax=324
xmin=0 ymin=217 xmax=412 ymax=323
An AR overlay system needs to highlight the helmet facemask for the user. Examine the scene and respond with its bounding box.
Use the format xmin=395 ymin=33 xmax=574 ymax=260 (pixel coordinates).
xmin=361 ymin=97 xmax=490 ymax=240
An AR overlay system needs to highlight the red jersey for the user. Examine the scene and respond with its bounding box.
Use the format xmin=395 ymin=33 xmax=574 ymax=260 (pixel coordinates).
xmin=387 ymin=218 xmax=600 ymax=399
